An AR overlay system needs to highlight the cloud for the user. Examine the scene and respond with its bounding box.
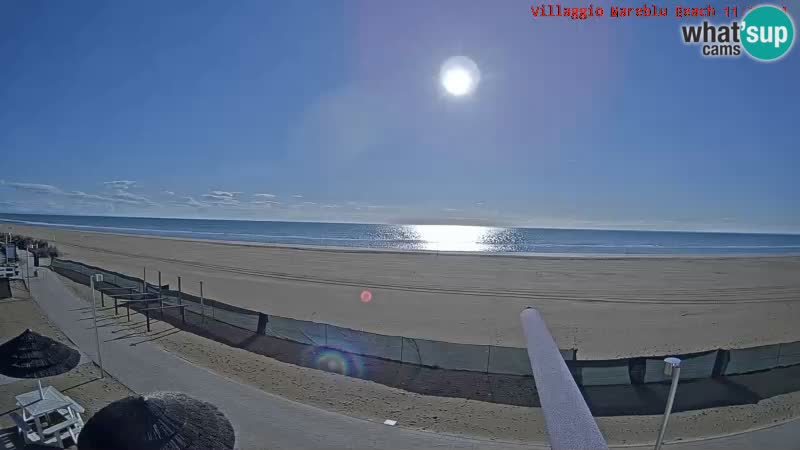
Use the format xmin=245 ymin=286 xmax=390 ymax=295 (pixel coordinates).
xmin=66 ymin=191 xmax=154 ymax=206
xmin=2 ymin=180 xmax=155 ymax=207
xmin=103 ymin=180 xmax=136 ymax=190
xmin=291 ymin=194 xmax=303 ymax=199
xmin=3 ymin=182 xmax=64 ymax=195
xmin=202 ymin=194 xmax=240 ymax=205
xmin=201 ymin=190 xmax=243 ymax=206
xmin=163 ymin=191 xmax=175 ymax=196
xmin=200 ymin=190 xmax=242 ymax=206
xmin=254 ymin=193 xmax=276 ymax=199
xmin=322 ymin=204 xmax=340 ymax=209
xmin=209 ymin=191 xmax=241 ymax=198
xmin=110 ymin=190 xmax=154 ymax=205
xmin=170 ymin=196 xmax=205 ymax=208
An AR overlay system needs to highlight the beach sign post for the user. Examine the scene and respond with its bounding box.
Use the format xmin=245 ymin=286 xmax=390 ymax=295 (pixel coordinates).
xmin=90 ymin=273 xmax=105 ymax=379
xmin=654 ymin=357 xmax=682 ymax=450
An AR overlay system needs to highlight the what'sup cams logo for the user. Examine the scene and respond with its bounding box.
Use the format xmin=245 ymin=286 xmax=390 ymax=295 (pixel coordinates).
xmin=681 ymin=4 xmax=794 ymax=61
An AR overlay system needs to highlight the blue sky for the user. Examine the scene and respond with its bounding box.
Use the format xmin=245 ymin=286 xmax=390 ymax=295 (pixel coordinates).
xmin=1 ymin=1 xmax=798 ymax=232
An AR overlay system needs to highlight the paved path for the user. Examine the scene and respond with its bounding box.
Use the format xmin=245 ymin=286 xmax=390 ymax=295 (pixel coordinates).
xmin=26 ymin=268 xmax=534 ymax=450
xmin=625 ymin=419 xmax=800 ymax=450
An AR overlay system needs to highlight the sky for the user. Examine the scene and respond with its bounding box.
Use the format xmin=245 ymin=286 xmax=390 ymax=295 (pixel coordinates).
xmin=1 ymin=1 xmax=798 ymax=232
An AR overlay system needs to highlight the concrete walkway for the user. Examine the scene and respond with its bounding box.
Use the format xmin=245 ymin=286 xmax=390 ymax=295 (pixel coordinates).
xmin=657 ymin=419 xmax=799 ymax=450
xmin=26 ymin=268 xmax=534 ymax=450
xmin=23 ymin=261 xmax=800 ymax=450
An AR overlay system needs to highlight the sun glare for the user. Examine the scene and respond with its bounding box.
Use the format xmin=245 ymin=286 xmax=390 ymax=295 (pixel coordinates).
xmin=413 ymin=225 xmax=493 ymax=252
xmin=440 ymin=56 xmax=480 ymax=97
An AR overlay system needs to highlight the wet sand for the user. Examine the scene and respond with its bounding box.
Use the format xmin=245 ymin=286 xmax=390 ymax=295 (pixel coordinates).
xmin=6 ymin=223 xmax=800 ymax=358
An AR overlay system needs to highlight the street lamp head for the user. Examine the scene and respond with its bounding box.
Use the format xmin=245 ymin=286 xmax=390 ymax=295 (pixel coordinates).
xmin=663 ymin=357 xmax=682 ymax=375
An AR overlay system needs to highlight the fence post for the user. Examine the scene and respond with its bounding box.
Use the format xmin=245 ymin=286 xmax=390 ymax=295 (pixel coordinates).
xmin=200 ymin=281 xmax=205 ymax=323
xmin=178 ymin=276 xmax=184 ymax=324
xmin=257 ymin=313 xmax=269 ymax=335
xmin=142 ymin=267 xmax=146 ymax=293
xmin=158 ymin=271 xmax=163 ymax=318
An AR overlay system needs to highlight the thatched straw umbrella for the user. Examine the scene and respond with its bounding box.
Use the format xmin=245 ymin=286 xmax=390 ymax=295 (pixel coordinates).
xmin=78 ymin=391 xmax=235 ymax=450
xmin=0 ymin=329 xmax=80 ymax=398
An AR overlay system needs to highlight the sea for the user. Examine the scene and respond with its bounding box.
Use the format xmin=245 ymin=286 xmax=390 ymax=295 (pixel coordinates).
xmin=1 ymin=213 xmax=799 ymax=255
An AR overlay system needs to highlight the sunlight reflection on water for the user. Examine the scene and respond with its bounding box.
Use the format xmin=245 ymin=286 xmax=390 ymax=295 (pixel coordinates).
xmin=409 ymin=225 xmax=514 ymax=252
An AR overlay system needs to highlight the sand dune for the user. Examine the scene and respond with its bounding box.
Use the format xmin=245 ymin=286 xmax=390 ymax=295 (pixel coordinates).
xmin=7 ymin=223 xmax=800 ymax=358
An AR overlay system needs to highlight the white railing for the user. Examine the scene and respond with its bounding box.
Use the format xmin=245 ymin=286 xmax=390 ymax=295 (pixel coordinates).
xmin=520 ymin=307 xmax=608 ymax=450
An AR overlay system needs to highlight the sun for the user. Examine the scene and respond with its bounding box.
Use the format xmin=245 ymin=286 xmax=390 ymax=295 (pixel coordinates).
xmin=440 ymin=56 xmax=480 ymax=97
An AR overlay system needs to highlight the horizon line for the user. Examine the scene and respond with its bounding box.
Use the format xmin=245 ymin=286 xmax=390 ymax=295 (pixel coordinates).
xmin=1 ymin=212 xmax=798 ymax=236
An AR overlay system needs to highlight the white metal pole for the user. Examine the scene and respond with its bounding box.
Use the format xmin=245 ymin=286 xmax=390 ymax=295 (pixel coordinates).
xmin=91 ymin=275 xmax=105 ymax=378
xmin=654 ymin=357 xmax=682 ymax=450
xmin=520 ymin=307 xmax=608 ymax=450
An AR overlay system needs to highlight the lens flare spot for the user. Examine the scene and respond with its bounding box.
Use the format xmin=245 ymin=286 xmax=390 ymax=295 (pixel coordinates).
xmin=360 ymin=290 xmax=372 ymax=303
xmin=317 ymin=351 xmax=349 ymax=376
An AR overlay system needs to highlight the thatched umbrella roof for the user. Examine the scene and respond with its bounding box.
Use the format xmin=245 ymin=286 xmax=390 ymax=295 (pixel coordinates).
xmin=0 ymin=329 xmax=80 ymax=379
xmin=78 ymin=391 xmax=235 ymax=450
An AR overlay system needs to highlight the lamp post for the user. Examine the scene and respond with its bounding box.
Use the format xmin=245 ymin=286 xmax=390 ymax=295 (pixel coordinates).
xmin=90 ymin=274 xmax=105 ymax=379
xmin=655 ymin=357 xmax=682 ymax=450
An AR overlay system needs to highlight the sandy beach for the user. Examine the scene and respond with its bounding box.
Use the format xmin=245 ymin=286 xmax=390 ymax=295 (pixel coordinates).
xmin=53 ymin=272 xmax=800 ymax=445
xmin=6 ymin=223 xmax=800 ymax=359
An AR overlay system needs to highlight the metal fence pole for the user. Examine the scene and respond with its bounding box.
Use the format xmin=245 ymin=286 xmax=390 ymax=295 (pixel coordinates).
xmin=178 ymin=276 xmax=184 ymax=324
xmin=158 ymin=271 xmax=163 ymax=318
xmin=142 ymin=267 xmax=146 ymax=293
xmin=200 ymin=281 xmax=205 ymax=323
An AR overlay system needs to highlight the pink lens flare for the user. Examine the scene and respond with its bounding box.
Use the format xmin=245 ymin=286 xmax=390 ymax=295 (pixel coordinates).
xmin=360 ymin=290 xmax=372 ymax=303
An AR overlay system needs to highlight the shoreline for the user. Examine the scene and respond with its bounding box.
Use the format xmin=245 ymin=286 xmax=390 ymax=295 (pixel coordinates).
xmin=5 ymin=222 xmax=800 ymax=259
